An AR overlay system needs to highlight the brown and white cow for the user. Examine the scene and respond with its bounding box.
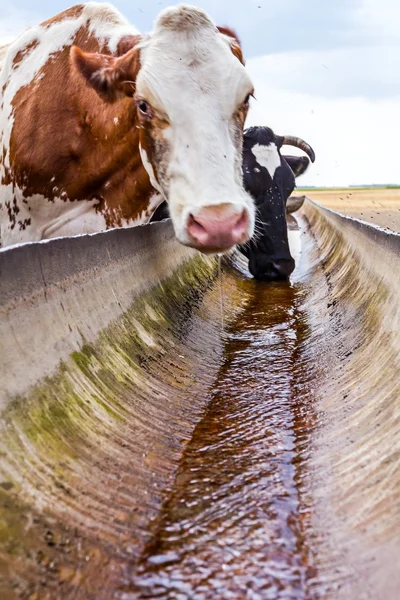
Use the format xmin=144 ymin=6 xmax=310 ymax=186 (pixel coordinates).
xmin=0 ymin=3 xmax=255 ymax=252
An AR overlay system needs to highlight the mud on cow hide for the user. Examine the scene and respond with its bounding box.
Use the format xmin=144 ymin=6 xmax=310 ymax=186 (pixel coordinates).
xmin=152 ymin=126 xmax=315 ymax=281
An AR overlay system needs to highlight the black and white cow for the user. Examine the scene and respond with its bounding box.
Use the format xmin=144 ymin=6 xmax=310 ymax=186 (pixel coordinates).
xmin=152 ymin=125 xmax=315 ymax=281
xmin=240 ymin=126 xmax=315 ymax=280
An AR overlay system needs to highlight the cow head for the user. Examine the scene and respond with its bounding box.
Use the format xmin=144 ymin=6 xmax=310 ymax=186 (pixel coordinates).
xmin=241 ymin=126 xmax=315 ymax=281
xmin=71 ymin=5 xmax=255 ymax=254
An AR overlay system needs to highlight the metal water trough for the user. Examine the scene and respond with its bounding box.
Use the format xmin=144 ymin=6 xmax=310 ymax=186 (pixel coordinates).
xmin=0 ymin=201 xmax=399 ymax=599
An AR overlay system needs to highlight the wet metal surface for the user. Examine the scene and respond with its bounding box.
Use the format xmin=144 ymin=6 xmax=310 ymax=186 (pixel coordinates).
xmin=1 ymin=205 xmax=399 ymax=599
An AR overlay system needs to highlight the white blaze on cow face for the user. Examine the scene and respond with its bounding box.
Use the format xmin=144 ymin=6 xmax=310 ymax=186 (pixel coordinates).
xmin=135 ymin=6 xmax=255 ymax=253
xmin=251 ymin=143 xmax=282 ymax=180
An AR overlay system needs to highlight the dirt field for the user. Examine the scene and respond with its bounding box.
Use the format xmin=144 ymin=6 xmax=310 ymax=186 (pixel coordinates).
xmin=304 ymin=188 xmax=400 ymax=232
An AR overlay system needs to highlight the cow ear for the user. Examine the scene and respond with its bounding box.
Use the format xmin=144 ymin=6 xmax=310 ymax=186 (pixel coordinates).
xmin=217 ymin=26 xmax=245 ymax=64
xmin=71 ymin=46 xmax=140 ymax=103
xmin=284 ymin=155 xmax=310 ymax=177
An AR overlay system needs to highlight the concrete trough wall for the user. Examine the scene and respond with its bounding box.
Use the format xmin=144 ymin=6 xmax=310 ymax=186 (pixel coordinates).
xmin=0 ymin=203 xmax=399 ymax=598
xmin=297 ymin=200 xmax=400 ymax=599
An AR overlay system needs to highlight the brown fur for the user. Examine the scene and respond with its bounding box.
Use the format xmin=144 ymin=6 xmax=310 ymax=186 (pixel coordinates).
xmin=8 ymin=24 xmax=151 ymax=228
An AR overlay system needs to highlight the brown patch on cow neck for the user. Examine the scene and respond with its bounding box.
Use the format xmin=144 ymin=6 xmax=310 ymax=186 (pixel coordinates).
xmin=1 ymin=161 xmax=11 ymax=187
xmin=4 ymin=197 xmax=20 ymax=230
xmin=18 ymin=216 xmax=31 ymax=230
xmin=7 ymin=20 xmax=155 ymax=228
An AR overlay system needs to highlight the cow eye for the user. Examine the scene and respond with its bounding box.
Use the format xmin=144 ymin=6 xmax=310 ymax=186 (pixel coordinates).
xmin=137 ymin=99 xmax=151 ymax=116
xmin=243 ymin=93 xmax=254 ymax=109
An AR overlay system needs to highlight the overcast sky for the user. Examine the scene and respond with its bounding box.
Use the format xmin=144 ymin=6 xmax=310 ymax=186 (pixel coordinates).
xmin=1 ymin=0 xmax=399 ymax=186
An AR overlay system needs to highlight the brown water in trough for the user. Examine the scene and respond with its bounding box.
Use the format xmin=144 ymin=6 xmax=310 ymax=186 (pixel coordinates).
xmin=121 ymin=231 xmax=322 ymax=599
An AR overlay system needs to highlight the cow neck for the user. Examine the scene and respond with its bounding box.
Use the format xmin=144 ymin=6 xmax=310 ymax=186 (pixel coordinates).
xmin=8 ymin=31 xmax=156 ymax=228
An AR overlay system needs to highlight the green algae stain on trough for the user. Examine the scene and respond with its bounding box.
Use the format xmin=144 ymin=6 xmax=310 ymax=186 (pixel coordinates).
xmin=1 ymin=253 xmax=216 ymax=475
xmin=0 ymin=245 xmax=236 ymax=598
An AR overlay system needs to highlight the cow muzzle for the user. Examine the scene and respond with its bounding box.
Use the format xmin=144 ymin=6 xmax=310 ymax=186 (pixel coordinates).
xmin=248 ymin=256 xmax=295 ymax=281
xmin=186 ymin=204 xmax=251 ymax=253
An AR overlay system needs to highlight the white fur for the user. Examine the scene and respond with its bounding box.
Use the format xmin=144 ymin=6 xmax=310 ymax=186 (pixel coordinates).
xmin=85 ymin=2 xmax=139 ymax=53
xmin=142 ymin=192 xmax=163 ymax=220
xmin=0 ymin=43 xmax=10 ymax=71
xmin=139 ymin=144 xmax=163 ymax=194
xmin=251 ymin=143 xmax=281 ymax=179
xmin=0 ymin=181 xmax=157 ymax=247
xmin=136 ymin=5 xmax=255 ymax=246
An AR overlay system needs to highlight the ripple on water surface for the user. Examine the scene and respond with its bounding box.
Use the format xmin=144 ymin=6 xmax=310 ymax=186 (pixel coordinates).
xmin=126 ymin=268 xmax=320 ymax=599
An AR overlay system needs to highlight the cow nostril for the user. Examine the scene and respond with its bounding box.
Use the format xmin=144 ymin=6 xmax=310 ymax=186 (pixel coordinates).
xmin=271 ymin=260 xmax=295 ymax=279
xmin=186 ymin=207 xmax=250 ymax=250
xmin=188 ymin=213 xmax=206 ymax=234
xmin=249 ymin=257 xmax=295 ymax=281
xmin=233 ymin=210 xmax=248 ymax=236
xmin=187 ymin=213 xmax=209 ymax=245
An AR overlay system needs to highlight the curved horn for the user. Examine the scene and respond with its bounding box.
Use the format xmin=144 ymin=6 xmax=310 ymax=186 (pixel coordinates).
xmin=282 ymin=136 xmax=315 ymax=163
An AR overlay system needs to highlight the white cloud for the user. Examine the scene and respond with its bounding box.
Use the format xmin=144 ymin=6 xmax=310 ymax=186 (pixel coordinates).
xmin=246 ymin=51 xmax=400 ymax=187
xmin=248 ymin=45 xmax=400 ymax=99
xmin=246 ymin=87 xmax=400 ymax=187
xmin=350 ymin=0 xmax=400 ymax=41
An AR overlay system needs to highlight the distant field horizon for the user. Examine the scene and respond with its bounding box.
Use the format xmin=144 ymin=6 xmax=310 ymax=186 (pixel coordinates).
xmin=298 ymin=185 xmax=400 ymax=191
xmin=301 ymin=187 xmax=400 ymax=232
